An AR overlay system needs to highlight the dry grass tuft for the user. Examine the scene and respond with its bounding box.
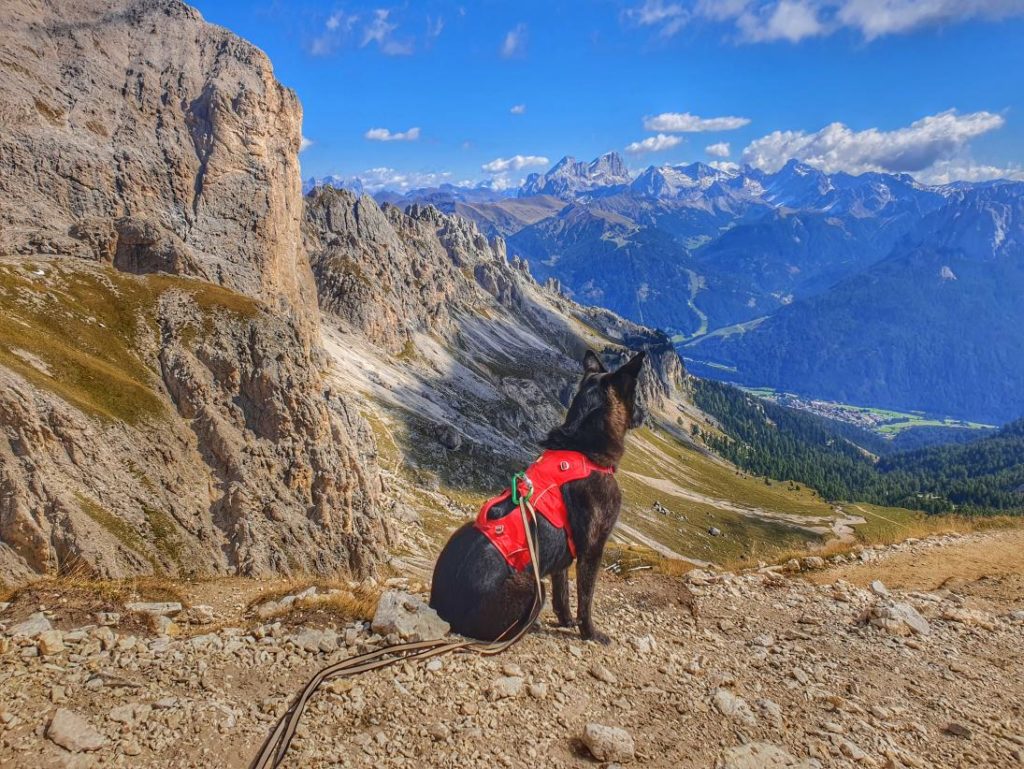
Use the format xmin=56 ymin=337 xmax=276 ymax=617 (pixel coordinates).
xmin=245 ymin=577 xmax=383 ymax=624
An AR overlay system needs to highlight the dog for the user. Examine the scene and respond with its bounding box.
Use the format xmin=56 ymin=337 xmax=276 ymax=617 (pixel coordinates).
xmin=429 ymin=349 xmax=645 ymax=644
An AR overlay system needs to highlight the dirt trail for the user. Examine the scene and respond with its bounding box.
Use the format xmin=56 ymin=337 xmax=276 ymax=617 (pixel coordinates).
xmin=808 ymin=528 xmax=1024 ymax=593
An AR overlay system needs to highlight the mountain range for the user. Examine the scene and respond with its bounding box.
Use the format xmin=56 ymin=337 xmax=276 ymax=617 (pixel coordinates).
xmin=336 ymin=154 xmax=1024 ymax=423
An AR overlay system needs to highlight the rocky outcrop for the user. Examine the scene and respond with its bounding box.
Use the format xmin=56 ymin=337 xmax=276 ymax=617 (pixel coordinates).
xmin=0 ymin=0 xmax=317 ymax=330
xmin=304 ymin=189 xmax=691 ymax=494
xmin=0 ymin=1 xmax=389 ymax=581
xmin=0 ymin=260 xmax=390 ymax=580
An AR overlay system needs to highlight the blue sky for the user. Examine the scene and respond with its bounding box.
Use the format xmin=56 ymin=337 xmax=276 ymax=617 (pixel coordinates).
xmin=191 ymin=0 xmax=1024 ymax=190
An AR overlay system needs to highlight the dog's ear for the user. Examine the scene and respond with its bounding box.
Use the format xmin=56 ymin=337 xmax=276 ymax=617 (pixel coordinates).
xmin=613 ymin=351 xmax=646 ymax=380
xmin=582 ymin=349 xmax=607 ymax=375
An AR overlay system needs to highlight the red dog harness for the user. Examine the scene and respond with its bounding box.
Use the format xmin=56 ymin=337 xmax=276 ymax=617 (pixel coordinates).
xmin=474 ymin=450 xmax=615 ymax=572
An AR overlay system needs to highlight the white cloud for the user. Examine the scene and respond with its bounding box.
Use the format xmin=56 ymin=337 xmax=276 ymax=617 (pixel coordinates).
xmin=625 ymin=133 xmax=684 ymax=154
xmin=501 ymin=23 xmax=527 ymax=58
xmin=709 ymin=160 xmax=741 ymax=173
xmin=364 ymin=127 xmax=421 ymax=142
xmin=736 ymin=1 xmax=825 ymax=42
xmin=644 ymin=112 xmax=751 ymax=132
xmin=362 ymin=9 xmax=413 ymax=55
xmin=510 ymin=104 xmax=527 ymax=115
xmin=740 ymin=110 xmax=1007 ymax=177
xmin=340 ymin=167 xmax=454 ymax=192
xmin=836 ymin=0 xmax=1024 ymax=40
xmin=627 ymin=0 xmax=689 ymax=35
xmin=630 ymin=0 xmax=1024 ymax=43
xmin=426 ymin=15 xmax=444 ymax=39
xmin=299 ymin=136 xmax=314 ymax=153
xmin=706 ymin=141 xmax=731 ymax=157
xmin=481 ymin=155 xmax=550 ymax=173
xmin=913 ymin=158 xmax=1024 ymax=185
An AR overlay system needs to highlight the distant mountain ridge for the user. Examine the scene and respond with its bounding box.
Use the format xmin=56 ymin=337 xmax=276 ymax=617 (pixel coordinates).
xmin=357 ymin=152 xmax=1023 ymax=423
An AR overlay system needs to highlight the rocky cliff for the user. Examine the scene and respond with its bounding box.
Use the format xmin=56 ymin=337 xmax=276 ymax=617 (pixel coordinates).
xmin=0 ymin=0 xmax=389 ymax=582
xmin=303 ymin=188 xmax=696 ymax=566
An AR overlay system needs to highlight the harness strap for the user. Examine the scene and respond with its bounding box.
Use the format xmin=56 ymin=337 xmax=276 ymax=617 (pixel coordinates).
xmin=248 ymin=497 xmax=546 ymax=769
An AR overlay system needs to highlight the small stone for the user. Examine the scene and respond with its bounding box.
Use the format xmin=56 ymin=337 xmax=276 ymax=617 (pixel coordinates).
xmin=90 ymin=626 xmax=117 ymax=650
xmin=581 ymin=723 xmax=635 ymax=763
xmin=941 ymin=607 xmax=995 ymax=629
xmin=589 ymin=661 xmax=618 ymax=684
xmin=0 ymin=602 xmax=11 ymax=614
xmin=47 ymin=708 xmax=107 ymax=752
xmin=95 ymin=612 xmax=120 ymax=626
xmin=488 ymin=676 xmax=523 ymax=701
xmin=426 ymin=722 xmax=449 ymax=741
xmin=528 ymin=682 xmax=548 ymax=699
xmin=870 ymin=580 xmax=889 ymax=597
xmin=708 ymin=527 xmax=722 ymax=537
xmin=801 ymin=556 xmax=825 ymax=571
xmin=713 ymin=688 xmax=757 ymax=727
xmin=784 ymin=558 xmax=802 ymax=573
xmin=720 ymin=741 xmax=809 ymax=769
xmin=8 ymin=612 xmax=52 ymax=638
xmin=944 ymin=722 xmax=972 ymax=739
xmin=629 ymin=635 xmax=656 ymax=655
xmin=148 ymin=615 xmax=181 ymax=637
xmin=125 ymin=601 xmax=182 ymax=616
xmin=371 ymin=591 xmax=449 ymax=642
xmin=108 ymin=705 xmax=136 ymax=725
xmin=185 ymin=605 xmax=216 ymax=624
xmin=122 ymin=738 xmax=143 ymax=756
xmin=501 ymin=662 xmax=523 ymax=677
xmin=37 ymin=629 xmax=65 ymax=655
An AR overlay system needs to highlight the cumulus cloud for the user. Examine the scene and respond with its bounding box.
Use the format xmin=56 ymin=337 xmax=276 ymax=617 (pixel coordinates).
xmin=481 ymin=155 xmax=550 ymax=173
xmin=628 ymin=0 xmax=1024 ymax=43
xmin=740 ymin=110 xmax=1006 ymax=176
xmin=299 ymin=136 xmax=314 ymax=153
xmin=502 ymin=23 xmax=527 ymax=58
xmin=510 ymin=104 xmax=527 ymax=115
xmin=625 ymin=134 xmax=684 ymax=154
xmin=364 ymin=127 xmax=421 ymax=142
xmin=644 ymin=112 xmax=751 ymax=132
xmin=913 ymin=159 xmax=1024 ymax=186
xmin=706 ymin=142 xmax=731 ymax=157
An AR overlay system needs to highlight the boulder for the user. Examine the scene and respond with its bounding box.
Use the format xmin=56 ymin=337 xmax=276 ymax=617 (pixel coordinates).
xmin=371 ymin=591 xmax=449 ymax=642
xmin=581 ymin=723 xmax=635 ymax=763
xmin=46 ymin=709 xmax=107 ymax=752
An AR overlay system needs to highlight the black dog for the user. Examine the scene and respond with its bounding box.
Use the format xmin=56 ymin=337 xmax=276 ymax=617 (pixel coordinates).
xmin=430 ymin=349 xmax=645 ymax=644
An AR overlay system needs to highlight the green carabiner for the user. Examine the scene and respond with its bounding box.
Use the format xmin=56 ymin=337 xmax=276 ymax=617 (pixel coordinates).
xmin=510 ymin=470 xmax=534 ymax=505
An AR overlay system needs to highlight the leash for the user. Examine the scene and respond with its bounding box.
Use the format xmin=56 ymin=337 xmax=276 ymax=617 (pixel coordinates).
xmin=248 ymin=478 xmax=545 ymax=769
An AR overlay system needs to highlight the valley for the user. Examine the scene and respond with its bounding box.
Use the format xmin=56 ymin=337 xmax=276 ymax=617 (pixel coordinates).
xmin=376 ymin=155 xmax=1024 ymax=426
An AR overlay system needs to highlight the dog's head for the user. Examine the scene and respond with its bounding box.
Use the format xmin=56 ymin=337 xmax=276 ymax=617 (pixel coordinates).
xmin=542 ymin=349 xmax=646 ymax=458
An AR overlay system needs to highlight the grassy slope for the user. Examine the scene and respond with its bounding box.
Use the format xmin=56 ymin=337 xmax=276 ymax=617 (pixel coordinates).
xmin=0 ymin=258 xmax=261 ymax=573
xmin=0 ymin=259 xmax=258 ymax=424
xmin=615 ymin=426 xmax=832 ymax=566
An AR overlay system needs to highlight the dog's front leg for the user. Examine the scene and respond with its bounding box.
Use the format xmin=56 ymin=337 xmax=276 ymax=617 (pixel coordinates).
xmin=551 ymin=569 xmax=574 ymax=627
xmin=575 ymin=553 xmax=610 ymax=644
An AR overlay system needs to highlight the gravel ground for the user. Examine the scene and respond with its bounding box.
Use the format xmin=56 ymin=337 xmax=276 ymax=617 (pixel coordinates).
xmin=2 ymin=531 xmax=1023 ymax=769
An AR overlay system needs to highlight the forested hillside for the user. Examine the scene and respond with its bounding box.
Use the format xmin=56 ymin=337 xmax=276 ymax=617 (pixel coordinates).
xmin=693 ymin=379 xmax=1024 ymax=514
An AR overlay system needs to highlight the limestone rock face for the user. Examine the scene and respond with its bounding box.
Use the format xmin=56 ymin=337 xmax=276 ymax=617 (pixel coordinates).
xmin=0 ymin=1 xmax=389 ymax=581
xmin=0 ymin=0 xmax=317 ymax=330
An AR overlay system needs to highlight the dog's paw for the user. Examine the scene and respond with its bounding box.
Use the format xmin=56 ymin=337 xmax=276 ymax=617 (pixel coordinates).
xmin=582 ymin=629 xmax=612 ymax=646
